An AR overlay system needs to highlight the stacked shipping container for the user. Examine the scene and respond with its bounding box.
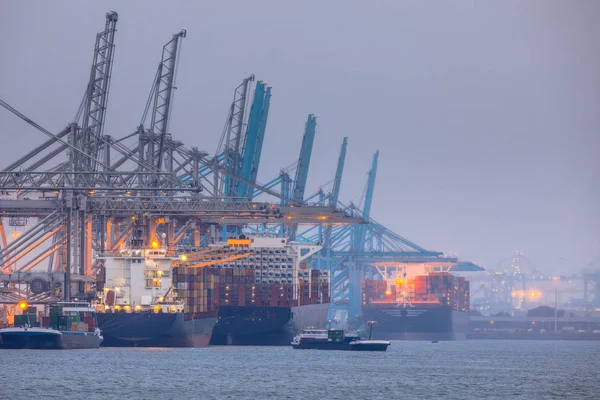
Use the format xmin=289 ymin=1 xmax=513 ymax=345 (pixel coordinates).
xmin=362 ymin=272 xmax=470 ymax=312
xmin=14 ymin=305 xmax=98 ymax=333
xmin=173 ymin=265 xmax=329 ymax=314
xmin=173 ymin=241 xmax=331 ymax=314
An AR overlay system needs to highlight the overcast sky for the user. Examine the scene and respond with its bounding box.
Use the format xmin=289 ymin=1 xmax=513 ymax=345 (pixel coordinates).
xmin=0 ymin=0 xmax=598 ymax=274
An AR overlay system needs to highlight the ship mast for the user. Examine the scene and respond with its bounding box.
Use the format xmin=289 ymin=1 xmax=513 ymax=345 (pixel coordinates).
xmin=400 ymin=265 xmax=413 ymax=309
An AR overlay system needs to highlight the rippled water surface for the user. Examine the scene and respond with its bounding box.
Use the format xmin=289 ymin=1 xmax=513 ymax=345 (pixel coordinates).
xmin=1 ymin=340 xmax=598 ymax=399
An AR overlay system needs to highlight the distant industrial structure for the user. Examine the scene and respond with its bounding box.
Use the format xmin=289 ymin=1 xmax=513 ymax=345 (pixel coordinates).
xmin=466 ymin=252 xmax=599 ymax=316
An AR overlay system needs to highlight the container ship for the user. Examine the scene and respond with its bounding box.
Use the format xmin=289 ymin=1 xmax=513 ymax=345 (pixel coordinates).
xmin=174 ymin=236 xmax=330 ymax=345
xmin=361 ymin=270 xmax=470 ymax=341
xmin=95 ymin=245 xmax=217 ymax=347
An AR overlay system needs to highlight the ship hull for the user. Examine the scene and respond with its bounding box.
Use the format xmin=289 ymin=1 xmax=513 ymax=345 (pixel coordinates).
xmin=291 ymin=341 xmax=352 ymax=351
xmin=210 ymin=303 xmax=329 ymax=345
xmin=362 ymin=306 xmax=469 ymax=341
xmin=210 ymin=306 xmax=292 ymax=345
xmin=291 ymin=341 xmax=389 ymax=351
xmin=0 ymin=328 xmax=102 ymax=349
xmin=97 ymin=312 xmax=216 ymax=347
xmin=290 ymin=303 xmax=329 ymax=332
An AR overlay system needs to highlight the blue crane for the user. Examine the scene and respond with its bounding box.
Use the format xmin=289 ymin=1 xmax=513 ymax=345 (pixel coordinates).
xmin=221 ymin=80 xmax=271 ymax=240
xmin=323 ymin=137 xmax=348 ymax=269
xmin=329 ymin=138 xmax=347 ymax=209
xmin=353 ymin=151 xmax=378 ymax=252
xmin=292 ymin=114 xmax=317 ymax=204
xmin=287 ymin=114 xmax=317 ymax=239
xmin=247 ymin=86 xmax=272 ymax=200
xmin=346 ymin=151 xmax=378 ymax=320
xmin=243 ymin=137 xmax=458 ymax=324
xmin=235 ymin=81 xmax=271 ymax=199
xmin=221 ymin=75 xmax=255 ymax=198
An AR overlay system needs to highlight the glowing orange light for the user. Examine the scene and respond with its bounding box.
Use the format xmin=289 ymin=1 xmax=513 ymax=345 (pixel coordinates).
xmin=151 ymin=240 xmax=159 ymax=249
xmin=18 ymin=301 xmax=28 ymax=310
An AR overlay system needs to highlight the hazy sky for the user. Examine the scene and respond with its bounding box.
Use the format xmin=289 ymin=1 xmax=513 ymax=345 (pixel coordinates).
xmin=0 ymin=1 xmax=598 ymax=274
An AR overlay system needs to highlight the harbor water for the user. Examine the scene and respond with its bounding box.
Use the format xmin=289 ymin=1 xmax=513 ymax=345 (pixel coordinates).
xmin=0 ymin=340 xmax=598 ymax=399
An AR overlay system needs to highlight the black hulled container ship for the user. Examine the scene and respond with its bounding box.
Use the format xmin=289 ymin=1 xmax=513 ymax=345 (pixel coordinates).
xmin=361 ymin=270 xmax=470 ymax=341
xmin=96 ymin=246 xmax=216 ymax=347
xmin=175 ymin=236 xmax=330 ymax=345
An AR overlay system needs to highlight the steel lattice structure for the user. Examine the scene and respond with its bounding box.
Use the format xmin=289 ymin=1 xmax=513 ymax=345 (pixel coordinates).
xmin=0 ymin=11 xmax=360 ymax=306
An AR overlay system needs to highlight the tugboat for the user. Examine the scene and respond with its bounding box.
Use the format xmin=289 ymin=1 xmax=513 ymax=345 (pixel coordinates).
xmin=0 ymin=301 xmax=103 ymax=350
xmin=291 ymin=321 xmax=390 ymax=351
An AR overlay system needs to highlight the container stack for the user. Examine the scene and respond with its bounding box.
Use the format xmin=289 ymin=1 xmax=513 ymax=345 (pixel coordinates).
xmin=174 ymin=265 xmax=302 ymax=314
xmin=48 ymin=305 xmax=61 ymax=329
xmin=51 ymin=306 xmax=97 ymax=332
xmin=413 ymin=275 xmax=441 ymax=304
xmin=362 ymin=280 xmax=388 ymax=305
xmin=363 ymin=272 xmax=470 ymax=310
xmin=453 ymin=277 xmax=470 ymax=312
xmin=173 ymin=265 xmax=213 ymax=314
xmin=174 ymin=242 xmax=331 ymax=314
xmin=13 ymin=306 xmax=38 ymax=327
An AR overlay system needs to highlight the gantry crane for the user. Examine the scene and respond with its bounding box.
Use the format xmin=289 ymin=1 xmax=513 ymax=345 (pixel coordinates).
xmin=0 ymin=11 xmax=361 ymax=306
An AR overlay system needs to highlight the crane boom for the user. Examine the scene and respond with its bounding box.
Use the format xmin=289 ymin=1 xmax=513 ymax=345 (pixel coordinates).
xmin=292 ymin=114 xmax=317 ymax=204
xmin=353 ymin=150 xmax=379 ymax=251
xmin=76 ymin=11 xmax=118 ymax=174
xmin=324 ymin=137 xmax=347 ymax=249
xmin=329 ymin=137 xmax=347 ymax=208
xmin=185 ymin=252 xmax=254 ymax=269
xmin=288 ymin=114 xmax=317 ymax=240
xmin=246 ymin=85 xmax=272 ymax=199
xmin=220 ymin=75 xmax=254 ymax=197
xmin=236 ymin=81 xmax=267 ymax=198
xmin=153 ymin=29 xmax=186 ymax=171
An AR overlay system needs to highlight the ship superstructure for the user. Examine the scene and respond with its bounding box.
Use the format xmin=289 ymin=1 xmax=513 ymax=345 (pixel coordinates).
xmin=99 ymin=245 xmax=181 ymax=313
xmin=94 ymin=242 xmax=216 ymax=347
